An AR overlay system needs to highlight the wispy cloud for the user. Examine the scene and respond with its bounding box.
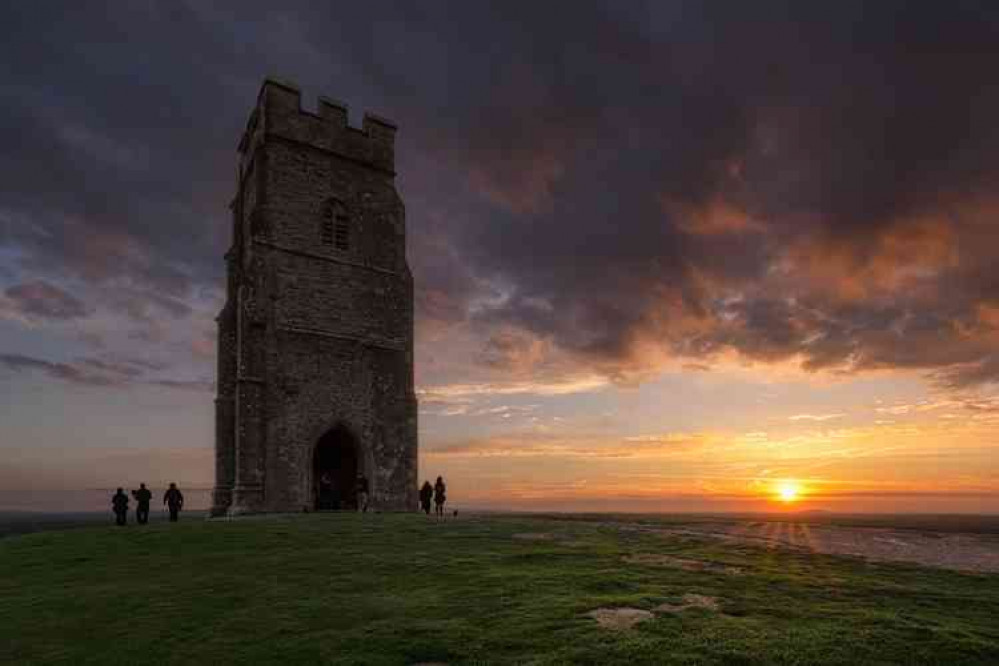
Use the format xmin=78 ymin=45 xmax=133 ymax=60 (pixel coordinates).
xmin=0 ymin=352 xmax=212 ymax=392
xmin=428 ymin=431 xmax=712 ymax=460
xmin=1 ymin=280 xmax=89 ymax=321
xmin=0 ymin=353 xmax=119 ymax=387
xmin=418 ymin=375 xmax=609 ymax=402
xmin=788 ymin=413 xmax=845 ymax=422
xmin=875 ymin=397 xmax=999 ymax=417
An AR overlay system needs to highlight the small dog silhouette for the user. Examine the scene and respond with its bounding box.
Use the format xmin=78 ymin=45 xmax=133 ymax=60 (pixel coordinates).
xmin=452 ymin=509 xmax=459 ymax=519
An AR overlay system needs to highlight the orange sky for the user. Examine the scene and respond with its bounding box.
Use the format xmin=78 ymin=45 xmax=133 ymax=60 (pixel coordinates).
xmin=415 ymin=361 xmax=999 ymax=514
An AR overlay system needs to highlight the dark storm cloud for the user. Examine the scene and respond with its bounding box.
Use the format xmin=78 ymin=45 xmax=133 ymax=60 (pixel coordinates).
xmin=2 ymin=1 xmax=999 ymax=386
xmin=383 ymin=1 xmax=999 ymax=386
xmin=0 ymin=3 xmax=254 ymax=296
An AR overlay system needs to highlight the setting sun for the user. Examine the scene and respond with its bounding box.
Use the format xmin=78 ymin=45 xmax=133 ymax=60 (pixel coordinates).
xmin=776 ymin=480 xmax=802 ymax=503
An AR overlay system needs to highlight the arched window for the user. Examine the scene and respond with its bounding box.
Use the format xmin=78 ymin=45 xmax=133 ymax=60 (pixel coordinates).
xmin=321 ymin=214 xmax=334 ymax=245
xmin=322 ymin=199 xmax=349 ymax=250
xmin=334 ymin=210 xmax=349 ymax=250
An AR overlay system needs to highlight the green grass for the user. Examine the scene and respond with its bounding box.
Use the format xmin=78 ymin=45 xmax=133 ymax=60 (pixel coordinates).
xmin=2 ymin=513 xmax=998 ymax=665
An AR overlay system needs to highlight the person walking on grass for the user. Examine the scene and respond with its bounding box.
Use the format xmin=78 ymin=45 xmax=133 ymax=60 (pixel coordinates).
xmin=112 ymin=488 xmax=128 ymax=526
xmin=163 ymin=482 xmax=184 ymax=522
xmin=433 ymin=476 xmax=447 ymax=520
xmin=131 ymin=483 xmax=152 ymax=525
xmin=419 ymin=480 xmax=433 ymax=516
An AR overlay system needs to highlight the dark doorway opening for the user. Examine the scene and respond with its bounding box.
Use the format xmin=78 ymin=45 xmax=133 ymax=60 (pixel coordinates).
xmin=313 ymin=425 xmax=358 ymax=511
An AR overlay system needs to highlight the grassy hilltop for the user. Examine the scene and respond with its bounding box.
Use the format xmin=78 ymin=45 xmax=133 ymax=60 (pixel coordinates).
xmin=2 ymin=513 xmax=999 ymax=665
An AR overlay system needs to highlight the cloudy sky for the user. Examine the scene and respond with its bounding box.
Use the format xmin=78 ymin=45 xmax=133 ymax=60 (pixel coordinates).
xmin=2 ymin=1 xmax=999 ymax=512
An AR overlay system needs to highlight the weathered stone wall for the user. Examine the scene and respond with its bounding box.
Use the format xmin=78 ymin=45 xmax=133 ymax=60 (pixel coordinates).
xmin=212 ymin=78 xmax=417 ymax=515
xmin=272 ymin=254 xmax=409 ymax=345
xmin=211 ymin=299 xmax=236 ymax=511
xmin=261 ymin=139 xmax=405 ymax=272
xmin=261 ymin=331 xmax=415 ymax=511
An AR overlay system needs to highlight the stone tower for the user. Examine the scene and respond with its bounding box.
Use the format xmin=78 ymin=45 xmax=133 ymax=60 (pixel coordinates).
xmin=212 ymin=78 xmax=417 ymax=515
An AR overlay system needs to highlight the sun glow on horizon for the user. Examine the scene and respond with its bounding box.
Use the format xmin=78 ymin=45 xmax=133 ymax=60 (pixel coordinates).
xmin=775 ymin=480 xmax=802 ymax=504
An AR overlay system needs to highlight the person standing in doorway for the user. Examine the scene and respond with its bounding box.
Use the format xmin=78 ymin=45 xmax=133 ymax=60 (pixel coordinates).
xmin=433 ymin=476 xmax=447 ymax=521
xmin=318 ymin=471 xmax=333 ymax=510
xmin=163 ymin=483 xmax=184 ymax=522
xmin=355 ymin=474 xmax=370 ymax=513
xmin=112 ymin=488 xmax=128 ymax=526
xmin=131 ymin=483 xmax=152 ymax=525
xmin=419 ymin=481 xmax=433 ymax=516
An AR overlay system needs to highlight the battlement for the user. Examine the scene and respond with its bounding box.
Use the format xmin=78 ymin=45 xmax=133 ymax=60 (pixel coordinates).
xmin=238 ymin=77 xmax=396 ymax=173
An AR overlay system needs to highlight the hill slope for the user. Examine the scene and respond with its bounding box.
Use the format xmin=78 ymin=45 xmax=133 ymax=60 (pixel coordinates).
xmin=2 ymin=513 xmax=999 ymax=664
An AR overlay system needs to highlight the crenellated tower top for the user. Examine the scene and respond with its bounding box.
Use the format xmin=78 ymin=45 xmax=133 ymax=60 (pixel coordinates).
xmin=237 ymin=77 xmax=396 ymax=176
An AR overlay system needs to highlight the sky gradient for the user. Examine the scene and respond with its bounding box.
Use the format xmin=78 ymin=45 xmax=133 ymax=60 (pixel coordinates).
xmin=2 ymin=1 xmax=999 ymax=513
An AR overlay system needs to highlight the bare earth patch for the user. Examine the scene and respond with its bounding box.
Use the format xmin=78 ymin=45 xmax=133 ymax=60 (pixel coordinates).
xmin=623 ymin=553 xmax=744 ymax=575
xmin=653 ymin=594 xmax=720 ymax=614
xmin=587 ymin=607 xmax=654 ymax=630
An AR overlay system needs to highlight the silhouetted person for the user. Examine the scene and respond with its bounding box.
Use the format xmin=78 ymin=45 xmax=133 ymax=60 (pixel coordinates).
xmin=163 ymin=483 xmax=184 ymax=522
xmin=434 ymin=476 xmax=447 ymax=520
xmin=355 ymin=474 xmax=370 ymax=513
xmin=419 ymin=481 xmax=433 ymax=515
xmin=112 ymin=488 xmax=128 ymax=526
xmin=131 ymin=483 xmax=152 ymax=525
xmin=318 ymin=471 xmax=333 ymax=510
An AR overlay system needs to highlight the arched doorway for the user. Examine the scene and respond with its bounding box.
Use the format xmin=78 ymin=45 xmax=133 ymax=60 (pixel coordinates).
xmin=313 ymin=425 xmax=358 ymax=510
